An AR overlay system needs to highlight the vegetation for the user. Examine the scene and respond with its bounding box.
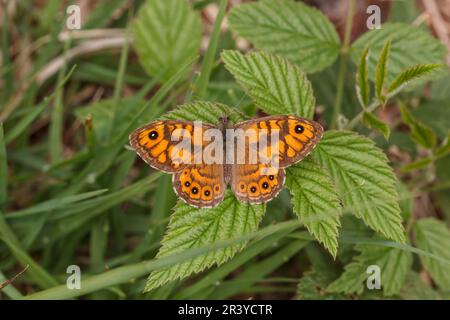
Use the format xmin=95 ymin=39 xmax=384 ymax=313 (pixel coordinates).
xmin=1 ymin=0 xmax=449 ymax=300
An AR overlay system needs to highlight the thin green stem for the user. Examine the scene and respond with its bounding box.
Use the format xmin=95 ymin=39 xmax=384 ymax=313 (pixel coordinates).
xmin=331 ymin=0 xmax=355 ymax=129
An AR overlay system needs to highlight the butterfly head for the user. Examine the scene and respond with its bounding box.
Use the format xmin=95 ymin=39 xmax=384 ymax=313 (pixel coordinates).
xmin=219 ymin=115 xmax=231 ymax=129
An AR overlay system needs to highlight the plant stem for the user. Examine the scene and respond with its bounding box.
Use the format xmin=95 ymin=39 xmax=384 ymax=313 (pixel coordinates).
xmin=331 ymin=0 xmax=355 ymax=129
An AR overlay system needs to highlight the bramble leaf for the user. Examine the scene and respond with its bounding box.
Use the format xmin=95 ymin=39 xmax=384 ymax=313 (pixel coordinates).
xmin=414 ymin=218 xmax=450 ymax=291
xmin=351 ymin=23 xmax=447 ymax=84
xmin=132 ymin=0 xmax=201 ymax=82
xmin=363 ymin=112 xmax=390 ymax=140
xmin=328 ymin=244 xmax=413 ymax=296
xmin=286 ymin=158 xmax=341 ymax=257
xmin=228 ymin=0 xmax=340 ymax=73
xmin=222 ymin=50 xmax=315 ymax=118
xmin=162 ymin=101 xmax=247 ymax=124
xmin=144 ymin=192 xmax=265 ymax=291
xmin=356 ymin=47 xmax=370 ymax=108
xmin=314 ymin=131 xmax=406 ymax=243
xmin=400 ymin=104 xmax=437 ymax=149
xmin=388 ymin=64 xmax=442 ymax=94
xmin=375 ymin=40 xmax=391 ymax=102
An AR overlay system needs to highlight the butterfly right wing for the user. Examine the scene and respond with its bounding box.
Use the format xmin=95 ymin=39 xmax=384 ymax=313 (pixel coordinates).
xmin=231 ymin=163 xmax=285 ymax=204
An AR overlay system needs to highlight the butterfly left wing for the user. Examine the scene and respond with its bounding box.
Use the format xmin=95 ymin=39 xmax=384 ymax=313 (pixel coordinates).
xmin=173 ymin=163 xmax=225 ymax=208
xmin=129 ymin=120 xmax=216 ymax=173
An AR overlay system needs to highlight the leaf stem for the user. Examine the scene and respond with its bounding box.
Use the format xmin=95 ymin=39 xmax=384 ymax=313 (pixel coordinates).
xmin=331 ymin=0 xmax=355 ymax=129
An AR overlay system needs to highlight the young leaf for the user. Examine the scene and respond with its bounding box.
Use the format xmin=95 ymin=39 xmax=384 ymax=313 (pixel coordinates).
xmin=401 ymin=157 xmax=433 ymax=173
xmin=228 ymin=0 xmax=340 ymax=73
xmin=399 ymin=104 xmax=437 ymax=149
xmin=375 ymin=40 xmax=391 ymax=102
xmin=222 ymin=50 xmax=315 ymax=119
xmin=286 ymin=158 xmax=341 ymax=258
xmin=328 ymin=244 xmax=413 ymax=296
xmin=388 ymin=64 xmax=441 ymax=94
xmin=351 ymin=23 xmax=447 ymax=84
xmin=414 ymin=218 xmax=450 ymax=291
xmin=363 ymin=112 xmax=390 ymax=140
xmin=132 ymin=0 xmax=201 ymax=82
xmin=313 ymin=131 xmax=406 ymax=243
xmin=435 ymin=131 xmax=450 ymax=159
xmin=144 ymin=192 xmax=265 ymax=291
xmin=356 ymin=47 xmax=370 ymax=108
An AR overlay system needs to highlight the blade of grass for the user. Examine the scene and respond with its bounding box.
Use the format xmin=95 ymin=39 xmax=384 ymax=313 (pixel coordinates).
xmin=22 ymin=219 xmax=302 ymax=299
xmin=5 ymin=189 xmax=108 ymax=219
xmin=109 ymin=9 xmax=132 ymax=136
xmin=208 ymin=239 xmax=308 ymax=299
xmin=174 ymin=227 xmax=301 ymax=299
xmin=1 ymin=5 xmax=13 ymax=104
xmin=127 ymin=174 xmax=176 ymax=263
xmin=0 ymin=211 xmax=58 ymax=289
xmin=0 ymin=123 xmax=6 ymax=207
xmin=188 ymin=0 xmax=227 ymax=100
xmin=49 ymin=39 xmax=71 ymax=163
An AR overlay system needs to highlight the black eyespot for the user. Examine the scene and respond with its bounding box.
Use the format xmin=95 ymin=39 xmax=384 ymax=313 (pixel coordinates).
xmin=204 ymin=190 xmax=210 ymax=196
xmin=295 ymin=125 xmax=304 ymax=134
xmin=191 ymin=187 xmax=198 ymax=194
xmin=240 ymin=184 xmax=245 ymax=190
xmin=262 ymin=182 xmax=269 ymax=189
xmin=184 ymin=181 xmax=190 ymax=187
xmin=269 ymin=175 xmax=274 ymax=180
xmin=148 ymin=130 xmax=159 ymax=140
xmin=215 ymin=185 xmax=220 ymax=191
xmin=250 ymin=186 xmax=257 ymax=193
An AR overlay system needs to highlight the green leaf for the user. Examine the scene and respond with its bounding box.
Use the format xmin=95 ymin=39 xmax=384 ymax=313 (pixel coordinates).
xmin=414 ymin=218 xmax=450 ymax=290
xmin=222 ymin=50 xmax=315 ymax=118
xmin=286 ymin=158 xmax=341 ymax=257
xmin=228 ymin=0 xmax=340 ymax=73
xmin=435 ymin=131 xmax=450 ymax=159
xmin=388 ymin=64 xmax=442 ymax=94
xmin=356 ymin=47 xmax=370 ymax=108
xmin=162 ymin=101 xmax=246 ymax=124
xmin=351 ymin=23 xmax=447 ymax=84
xmin=328 ymin=244 xmax=413 ymax=296
xmin=313 ymin=131 xmax=406 ymax=243
xmin=400 ymin=104 xmax=437 ymax=149
xmin=401 ymin=157 xmax=433 ymax=173
xmin=363 ymin=112 xmax=390 ymax=140
xmin=132 ymin=0 xmax=201 ymax=82
xmin=144 ymin=192 xmax=265 ymax=291
xmin=375 ymin=40 xmax=390 ymax=102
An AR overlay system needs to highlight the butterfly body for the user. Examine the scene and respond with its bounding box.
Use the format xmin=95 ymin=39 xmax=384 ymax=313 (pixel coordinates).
xmin=130 ymin=115 xmax=323 ymax=208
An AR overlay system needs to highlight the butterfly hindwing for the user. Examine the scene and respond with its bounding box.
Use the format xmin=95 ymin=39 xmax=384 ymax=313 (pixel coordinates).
xmin=173 ymin=164 xmax=225 ymax=208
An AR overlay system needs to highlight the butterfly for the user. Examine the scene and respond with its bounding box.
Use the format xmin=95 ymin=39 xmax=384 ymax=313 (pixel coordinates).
xmin=129 ymin=115 xmax=323 ymax=208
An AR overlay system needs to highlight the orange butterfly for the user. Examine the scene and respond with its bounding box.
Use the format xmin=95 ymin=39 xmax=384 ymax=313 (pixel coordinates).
xmin=129 ymin=115 xmax=323 ymax=208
